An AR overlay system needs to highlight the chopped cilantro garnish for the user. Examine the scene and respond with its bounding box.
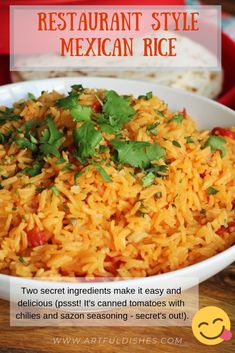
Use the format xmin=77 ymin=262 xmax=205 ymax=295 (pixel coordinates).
xmin=56 ymin=94 xmax=91 ymax=122
xmin=138 ymin=91 xmax=153 ymax=100
xmin=129 ymin=172 xmax=136 ymax=178
xmin=74 ymin=170 xmax=83 ymax=184
xmin=154 ymin=109 xmax=164 ymax=117
xmin=172 ymin=140 xmax=181 ymax=148
xmin=185 ymin=136 xmax=194 ymax=143
xmin=146 ymin=92 xmax=153 ymax=100
xmin=61 ymin=163 xmax=72 ymax=172
xmin=56 ymin=157 xmax=66 ymax=165
xmin=15 ymin=117 xmax=63 ymax=158
xmin=207 ymin=187 xmax=218 ymax=195
xmin=168 ymin=114 xmax=183 ymax=123
xmin=0 ymin=108 xmax=21 ymax=125
xmin=70 ymin=84 xmax=84 ymax=94
xmin=142 ymin=172 xmax=155 ymax=187
xmin=144 ymin=164 xmax=168 ymax=177
xmin=90 ymin=161 xmax=111 ymax=182
xmin=146 ymin=123 xmax=159 ymax=136
xmin=16 ymin=137 xmax=37 ymax=152
xmin=22 ymin=161 xmax=43 ymax=177
xmin=23 ymin=119 xmax=42 ymax=137
xmin=19 ymin=256 xmax=26 ymax=265
xmin=39 ymin=117 xmax=63 ymax=157
xmin=28 ymin=92 xmax=36 ymax=101
xmin=0 ymin=131 xmax=12 ymax=144
xmin=97 ymin=90 xmax=135 ymax=133
xmin=73 ymin=122 xmax=102 ymax=160
xmin=204 ymin=135 xmax=226 ymax=157
xmin=111 ymin=139 xmax=165 ymax=169
xmin=49 ymin=185 xmax=60 ymax=197
xmin=71 ymin=105 xmax=92 ymax=122
xmin=28 ymin=132 xmax=38 ymax=144
xmin=99 ymin=145 xmax=109 ymax=153
xmin=40 ymin=117 xmax=63 ymax=145
xmin=56 ymin=95 xmax=77 ymax=110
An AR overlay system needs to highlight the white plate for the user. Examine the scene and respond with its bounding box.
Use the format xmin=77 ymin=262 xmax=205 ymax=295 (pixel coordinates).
xmin=0 ymin=77 xmax=235 ymax=301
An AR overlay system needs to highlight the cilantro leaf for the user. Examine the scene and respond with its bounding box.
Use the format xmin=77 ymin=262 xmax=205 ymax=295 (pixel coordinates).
xmin=0 ymin=108 xmax=21 ymax=125
xmin=138 ymin=91 xmax=153 ymax=100
xmin=185 ymin=136 xmax=194 ymax=143
xmin=19 ymin=256 xmax=26 ymax=265
xmin=90 ymin=160 xmax=111 ymax=182
xmin=146 ymin=123 xmax=159 ymax=136
xmin=73 ymin=122 xmax=102 ymax=160
xmin=71 ymin=105 xmax=92 ymax=122
xmin=142 ymin=172 xmax=155 ymax=187
xmin=204 ymin=135 xmax=227 ymax=157
xmin=168 ymin=114 xmax=183 ymax=123
xmin=56 ymin=157 xmax=66 ymax=165
xmin=49 ymin=185 xmax=60 ymax=197
xmin=56 ymin=95 xmax=77 ymax=110
xmin=22 ymin=161 xmax=43 ymax=177
xmin=44 ymin=117 xmax=63 ymax=145
xmin=0 ymin=131 xmax=12 ymax=144
xmin=70 ymin=84 xmax=84 ymax=95
xmin=56 ymin=95 xmax=91 ymax=122
xmin=23 ymin=119 xmax=42 ymax=137
xmin=144 ymin=164 xmax=168 ymax=177
xmin=39 ymin=117 xmax=63 ymax=157
xmin=16 ymin=137 xmax=37 ymax=152
xmin=61 ymin=163 xmax=72 ymax=171
xmin=28 ymin=92 xmax=36 ymax=101
xmin=98 ymin=90 xmax=135 ymax=133
xmin=99 ymin=145 xmax=109 ymax=153
xmin=39 ymin=143 xmax=60 ymax=157
xmin=111 ymin=139 xmax=165 ymax=169
xmin=154 ymin=109 xmax=164 ymax=117
xmin=207 ymin=186 xmax=218 ymax=195
xmin=172 ymin=140 xmax=181 ymax=148
xmin=28 ymin=132 xmax=38 ymax=144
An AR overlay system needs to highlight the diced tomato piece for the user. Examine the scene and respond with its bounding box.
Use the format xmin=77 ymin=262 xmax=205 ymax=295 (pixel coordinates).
xmin=92 ymin=100 xmax=102 ymax=113
xmin=216 ymin=221 xmax=235 ymax=236
xmin=211 ymin=127 xmax=235 ymax=140
xmin=26 ymin=226 xmax=46 ymax=247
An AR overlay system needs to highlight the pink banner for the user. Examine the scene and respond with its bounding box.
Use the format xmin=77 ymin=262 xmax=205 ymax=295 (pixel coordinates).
xmin=10 ymin=5 xmax=221 ymax=70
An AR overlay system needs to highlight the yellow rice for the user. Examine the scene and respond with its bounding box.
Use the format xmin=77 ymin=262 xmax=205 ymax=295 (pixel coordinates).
xmin=0 ymin=88 xmax=235 ymax=278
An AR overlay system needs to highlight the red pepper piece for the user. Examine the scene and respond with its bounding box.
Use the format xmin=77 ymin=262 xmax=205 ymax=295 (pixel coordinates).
xmin=212 ymin=127 xmax=235 ymax=140
xmin=216 ymin=221 xmax=235 ymax=236
xmin=26 ymin=226 xmax=46 ymax=247
xmin=182 ymin=108 xmax=187 ymax=119
xmin=92 ymin=100 xmax=102 ymax=113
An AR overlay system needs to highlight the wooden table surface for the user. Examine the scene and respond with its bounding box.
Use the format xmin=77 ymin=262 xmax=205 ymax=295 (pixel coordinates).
xmin=0 ymin=264 xmax=234 ymax=353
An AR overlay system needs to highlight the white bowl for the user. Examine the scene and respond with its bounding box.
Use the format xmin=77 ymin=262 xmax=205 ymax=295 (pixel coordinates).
xmin=0 ymin=77 xmax=235 ymax=301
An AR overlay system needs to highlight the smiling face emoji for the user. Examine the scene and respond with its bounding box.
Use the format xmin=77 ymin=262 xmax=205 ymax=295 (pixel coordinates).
xmin=192 ymin=306 xmax=232 ymax=345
